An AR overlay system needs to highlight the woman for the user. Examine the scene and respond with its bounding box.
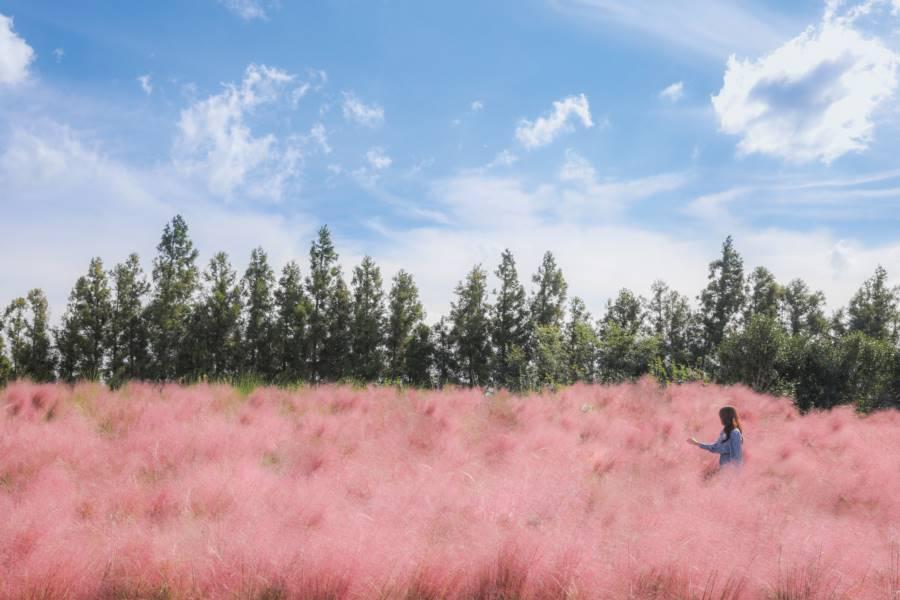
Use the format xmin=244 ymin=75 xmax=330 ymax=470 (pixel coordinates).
xmin=687 ymin=405 xmax=743 ymax=467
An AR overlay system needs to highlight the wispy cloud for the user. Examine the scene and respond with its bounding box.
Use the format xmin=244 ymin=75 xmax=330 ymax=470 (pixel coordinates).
xmin=137 ymin=74 xmax=153 ymax=95
xmin=342 ymin=92 xmax=385 ymax=127
xmin=549 ymin=0 xmax=795 ymax=60
xmin=217 ymin=0 xmax=272 ymax=21
xmin=515 ymin=93 xmax=593 ymax=149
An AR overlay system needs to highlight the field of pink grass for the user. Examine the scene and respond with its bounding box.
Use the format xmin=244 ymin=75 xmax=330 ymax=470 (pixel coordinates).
xmin=1 ymin=380 xmax=898 ymax=599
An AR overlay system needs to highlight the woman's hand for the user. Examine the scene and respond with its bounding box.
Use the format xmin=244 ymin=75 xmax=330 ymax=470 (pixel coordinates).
xmin=686 ymin=437 xmax=699 ymax=446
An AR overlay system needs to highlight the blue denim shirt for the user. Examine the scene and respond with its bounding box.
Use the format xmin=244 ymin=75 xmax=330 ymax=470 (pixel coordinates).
xmin=699 ymin=429 xmax=743 ymax=466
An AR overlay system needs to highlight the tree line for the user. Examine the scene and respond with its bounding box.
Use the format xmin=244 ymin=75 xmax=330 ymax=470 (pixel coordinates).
xmin=1 ymin=215 xmax=899 ymax=412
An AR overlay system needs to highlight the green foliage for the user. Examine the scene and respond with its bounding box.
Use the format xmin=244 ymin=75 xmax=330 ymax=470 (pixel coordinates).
xmin=4 ymin=297 xmax=28 ymax=379
xmin=242 ymin=247 xmax=276 ymax=377
xmin=598 ymin=321 xmax=659 ymax=384
xmin=780 ymin=278 xmax=827 ymax=336
xmin=189 ymin=252 xmax=242 ymax=380
xmin=57 ymin=258 xmax=113 ymax=382
xmin=107 ymin=254 xmax=151 ymax=383
xmin=386 ymin=270 xmax=425 ymax=383
xmin=744 ymin=266 xmax=782 ymax=322
xmin=146 ymin=215 xmax=199 ymax=380
xmin=530 ymin=251 xmax=567 ymax=329
xmin=305 ymin=226 xmax=338 ymax=382
xmin=322 ymin=274 xmax=352 ymax=380
xmin=847 ymin=265 xmax=899 ymax=343
xmin=491 ymin=250 xmax=531 ymax=390
xmin=25 ymin=289 xmax=55 ymax=381
xmin=450 ymin=265 xmax=492 ymax=386
xmin=350 ymin=256 xmax=386 ymax=381
xmin=699 ymin=235 xmax=745 ymax=356
xmin=274 ymin=261 xmax=310 ymax=382
xmin=718 ymin=314 xmax=789 ymax=394
xmin=532 ymin=323 xmax=568 ymax=388
xmin=565 ymin=297 xmax=597 ymax=383
xmin=646 ymin=280 xmax=697 ymax=367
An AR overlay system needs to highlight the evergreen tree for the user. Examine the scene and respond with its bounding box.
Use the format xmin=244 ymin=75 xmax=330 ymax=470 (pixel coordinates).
xmin=780 ymin=278 xmax=827 ymax=336
xmin=565 ymin=297 xmax=598 ymax=383
xmin=386 ymin=270 xmax=425 ymax=382
xmin=432 ymin=317 xmax=457 ymax=387
xmin=0 ymin=311 xmax=10 ymax=385
xmin=533 ymin=323 xmax=568 ymax=387
xmin=108 ymin=254 xmax=151 ymax=382
xmin=306 ymin=226 xmax=339 ymax=382
xmin=598 ymin=289 xmax=657 ymax=383
xmin=4 ymin=298 xmax=28 ymax=379
xmin=449 ymin=265 xmax=493 ymax=386
xmin=25 ymin=289 xmax=55 ymax=382
xmin=698 ymin=236 xmax=745 ymax=358
xmin=847 ymin=265 xmax=899 ymax=343
xmin=146 ymin=215 xmax=199 ymax=380
xmin=55 ymin=258 xmax=112 ymax=381
xmin=490 ymin=250 xmax=530 ymax=389
xmin=602 ymin=288 xmax=645 ymax=336
xmin=198 ymin=252 xmax=242 ymax=379
xmin=322 ymin=274 xmax=353 ymax=380
xmin=274 ymin=261 xmax=310 ymax=381
xmin=242 ymin=247 xmax=276 ymax=377
xmin=530 ymin=251 xmax=567 ymax=328
xmin=405 ymin=323 xmax=434 ymax=388
xmin=350 ymin=256 xmax=386 ymax=381
xmin=744 ymin=266 xmax=782 ymax=322
xmin=646 ymin=280 xmax=696 ymax=367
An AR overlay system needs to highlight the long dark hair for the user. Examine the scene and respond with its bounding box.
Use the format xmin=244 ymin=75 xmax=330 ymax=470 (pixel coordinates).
xmin=719 ymin=406 xmax=742 ymax=442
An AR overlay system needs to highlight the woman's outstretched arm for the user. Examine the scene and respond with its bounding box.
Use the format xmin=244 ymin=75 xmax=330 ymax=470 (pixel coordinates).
xmin=697 ymin=434 xmax=728 ymax=454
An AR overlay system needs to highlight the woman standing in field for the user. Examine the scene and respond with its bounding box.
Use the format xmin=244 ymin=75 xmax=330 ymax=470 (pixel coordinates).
xmin=688 ymin=405 xmax=743 ymax=467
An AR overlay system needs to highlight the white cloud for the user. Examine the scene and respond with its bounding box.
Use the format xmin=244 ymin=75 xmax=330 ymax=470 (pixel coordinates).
xmin=486 ymin=149 xmax=519 ymax=168
xmin=712 ymin=7 xmax=899 ymax=163
xmin=471 ymin=100 xmax=484 ymax=112
xmin=218 ymin=0 xmax=271 ymax=20
xmin=174 ymin=63 xmax=302 ymax=200
xmin=515 ymin=94 xmax=594 ymax=149
xmin=0 ymin=123 xmax=316 ymax=314
xmin=366 ymin=147 xmax=392 ymax=170
xmin=0 ymin=13 xmax=34 ymax=86
xmin=308 ymin=123 xmax=331 ymax=154
xmin=342 ymin=92 xmax=385 ymax=127
xmin=137 ymin=74 xmax=153 ymax=95
xmin=53 ymin=48 xmax=64 ymax=63
xmin=659 ymin=81 xmax=684 ymax=102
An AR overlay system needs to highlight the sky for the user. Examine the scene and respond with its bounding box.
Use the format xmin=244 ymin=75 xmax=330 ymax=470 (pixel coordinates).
xmin=2 ymin=0 xmax=900 ymax=322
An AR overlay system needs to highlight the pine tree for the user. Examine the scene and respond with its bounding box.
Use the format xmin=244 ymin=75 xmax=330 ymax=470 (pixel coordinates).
xmin=450 ymin=264 xmax=493 ymax=386
xmin=147 ymin=215 xmax=199 ymax=380
xmin=598 ymin=289 xmax=657 ymax=383
xmin=306 ymin=226 xmax=339 ymax=382
xmin=405 ymin=322 xmax=434 ymax=387
xmin=322 ymin=274 xmax=352 ymax=380
xmin=56 ymin=258 xmax=113 ymax=381
xmin=4 ymin=298 xmax=28 ymax=379
xmin=242 ymin=247 xmax=275 ymax=377
xmin=698 ymin=236 xmax=745 ymax=358
xmin=565 ymin=297 xmax=598 ymax=383
xmin=533 ymin=323 xmax=568 ymax=387
xmin=647 ymin=280 xmax=696 ymax=367
xmin=386 ymin=270 xmax=425 ymax=382
xmin=25 ymin=289 xmax=55 ymax=381
xmin=491 ymin=249 xmax=530 ymax=390
xmin=198 ymin=252 xmax=242 ymax=379
xmin=847 ymin=265 xmax=899 ymax=343
xmin=530 ymin=251 xmax=567 ymax=328
xmin=350 ymin=256 xmax=386 ymax=381
xmin=432 ymin=317 xmax=457 ymax=387
xmin=107 ymin=254 xmax=151 ymax=382
xmin=0 ymin=311 xmax=10 ymax=385
xmin=274 ymin=261 xmax=310 ymax=381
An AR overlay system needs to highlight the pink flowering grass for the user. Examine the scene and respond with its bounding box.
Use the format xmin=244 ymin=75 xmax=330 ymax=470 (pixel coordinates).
xmin=0 ymin=380 xmax=897 ymax=599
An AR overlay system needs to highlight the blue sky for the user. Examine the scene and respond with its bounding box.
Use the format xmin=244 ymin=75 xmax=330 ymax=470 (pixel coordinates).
xmin=2 ymin=0 xmax=900 ymax=321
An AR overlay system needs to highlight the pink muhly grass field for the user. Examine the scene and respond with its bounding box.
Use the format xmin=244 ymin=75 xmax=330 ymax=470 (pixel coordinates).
xmin=0 ymin=380 xmax=898 ymax=599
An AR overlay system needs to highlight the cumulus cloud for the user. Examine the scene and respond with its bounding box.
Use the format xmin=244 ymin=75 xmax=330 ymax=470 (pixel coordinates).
xmin=137 ymin=74 xmax=153 ymax=95
xmin=712 ymin=6 xmax=899 ymax=163
xmin=174 ymin=63 xmax=302 ymax=200
xmin=366 ymin=147 xmax=392 ymax=170
xmin=0 ymin=13 xmax=34 ymax=86
xmin=471 ymin=100 xmax=484 ymax=112
xmin=515 ymin=94 xmax=594 ymax=149
xmin=486 ymin=149 xmax=518 ymax=168
xmin=659 ymin=81 xmax=684 ymax=102
xmin=342 ymin=92 xmax=385 ymax=127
